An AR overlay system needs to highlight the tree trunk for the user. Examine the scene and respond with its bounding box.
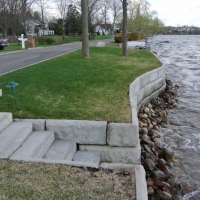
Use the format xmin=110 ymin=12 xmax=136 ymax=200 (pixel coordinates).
xmin=81 ymin=0 xmax=90 ymax=58
xmin=122 ymin=0 xmax=128 ymax=56
xmin=62 ymin=18 xmax=65 ymax=42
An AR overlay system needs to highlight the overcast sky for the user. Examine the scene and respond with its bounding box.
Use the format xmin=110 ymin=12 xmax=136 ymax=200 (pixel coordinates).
xmin=148 ymin=0 xmax=200 ymax=27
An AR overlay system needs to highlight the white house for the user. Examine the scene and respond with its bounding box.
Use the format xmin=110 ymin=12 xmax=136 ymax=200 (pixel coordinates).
xmin=95 ymin=24 xmax=113 ymax=35
xmin=26 ymin=19 xmax=54 ymax=36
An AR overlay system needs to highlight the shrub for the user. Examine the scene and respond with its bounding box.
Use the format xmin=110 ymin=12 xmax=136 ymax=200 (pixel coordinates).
xmin=128 ymin=32 xmax=141 ymax=41
xmin=114 ymin=32 xmax=142 ymax=43
xmin=114 ymin=33 xmax=122 ymax=43
xmin=38 ymin=37 xmax=45 ymax=45
xmin=45 ymin=38 xmax=55 ymax=44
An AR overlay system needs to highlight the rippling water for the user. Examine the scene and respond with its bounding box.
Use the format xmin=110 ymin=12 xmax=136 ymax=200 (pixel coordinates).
xmin=149 ymin=35 xmax=200 ymax=199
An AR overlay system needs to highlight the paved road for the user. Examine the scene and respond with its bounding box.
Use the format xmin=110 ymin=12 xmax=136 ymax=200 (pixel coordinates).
xmin=0 ymin=39 xmax=113 ymax=75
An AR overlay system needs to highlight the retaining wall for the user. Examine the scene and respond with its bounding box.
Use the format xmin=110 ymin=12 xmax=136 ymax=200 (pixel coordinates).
xmin=15 ymin=59 xmax=166 ymax=165
xmin=129 ymin=63 xmax=166 ymax=125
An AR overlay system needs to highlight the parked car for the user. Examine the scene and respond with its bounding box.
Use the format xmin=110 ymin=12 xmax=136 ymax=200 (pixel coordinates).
xmin=0 ymin=36 xmax=9 ymax=50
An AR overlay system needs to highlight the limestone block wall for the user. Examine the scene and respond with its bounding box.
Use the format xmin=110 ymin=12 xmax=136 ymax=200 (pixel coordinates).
xmin=17 ymin=60 xmax=166 ymax=165
xmin=129 ymin=64 xmax=166 ymax=123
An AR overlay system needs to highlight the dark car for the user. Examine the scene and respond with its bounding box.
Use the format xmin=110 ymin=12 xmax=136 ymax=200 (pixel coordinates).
xmin=0 ymin=36 xmax=9 ymax=50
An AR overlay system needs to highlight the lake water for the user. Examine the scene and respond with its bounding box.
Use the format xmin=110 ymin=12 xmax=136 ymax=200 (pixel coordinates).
xmin=149 ymin=35 xmax=200 ymax=199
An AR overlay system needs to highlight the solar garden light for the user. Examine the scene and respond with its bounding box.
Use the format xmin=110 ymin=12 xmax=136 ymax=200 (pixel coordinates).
xmin=6 ymin=82 xmax=19 ymax=110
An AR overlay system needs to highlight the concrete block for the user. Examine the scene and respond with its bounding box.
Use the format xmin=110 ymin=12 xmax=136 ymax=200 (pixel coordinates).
xmin=131 ymin=107 xmax=139 ymax=126
xmin=79 ymin=143 xmax=141 ymax=164
xmin=0 ymin=112 xmax=12 ymax=132
xmin=11 ymin=131 xmax=54 ymax=159
xmin=73 ymin=151 xmax=100 ymax=165
xmin=44 ymin=140 xmax=76 ymax=161
xmin=139 ymin=95 xmax=150 ymax=108
xmin=46 ymin=120 xmax=107 ymax=144
xmin=137 ymin=88 xmax=145 ymax=103
xmin=0 ymin=122 xmax=32 ymax=158
xmin=129 ymin=77 xmax=141 ymax=95
xmin=149 ymin=70 xmax=158 ymax=82
xmin=130 ymin=94 xmax=137 ymax=107
xmin=20 ymin=119 xmax=46 ymax=131
xmin=0 ymin=89 xmax=2 ymax=96
xmin=135 ymin=165 xmax=148 ymax=200
xmin=143 ymin=83 xmax=155 ymax=97
xmin=140 ymin=74 xmax=149 ymax=88
xmin=154 ymin=76 xmax=165 ymax=91
xmin=107 ymin=123 xmax=139 ymax=147
xmin=158 ymin=66 xmax=165 ymax=77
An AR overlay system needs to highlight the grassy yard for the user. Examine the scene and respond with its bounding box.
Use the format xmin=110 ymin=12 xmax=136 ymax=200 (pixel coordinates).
xmin=0 ymin=160 xmax=136 ymax=200
xmin=0 ymin=45 xmax=161 ymax=122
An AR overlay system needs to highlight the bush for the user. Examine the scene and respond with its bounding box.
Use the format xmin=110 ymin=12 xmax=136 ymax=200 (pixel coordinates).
xmin=128 ymin=32 xmax=141 ymax=41
xmin=45 ymin=38 xmax=55 ymax=44
xmin=114 ymin=32 xmax=142 ymax=43
xmin=38 ymin=37 xmax=46 ymax=45
xmin=114 ymin=33 xmax=122 ymax=43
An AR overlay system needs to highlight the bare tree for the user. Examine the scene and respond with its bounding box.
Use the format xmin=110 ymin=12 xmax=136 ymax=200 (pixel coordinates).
xmin=81 ymin=0 xmax=89 ymax=58
xmin=55 ymin=0 xmax=69 ymax=41
xmin=110 ymin=0 xmax=122 ymax=33
xmin=73 ymin=0 xmax=102 ymax=38
xmin=35 ymin=0 xmax=49 ymax=35
xmin=0 ymin=0 xmax=35 ymax=37
xmin=100 ymin=0 xmax=110 ymax=34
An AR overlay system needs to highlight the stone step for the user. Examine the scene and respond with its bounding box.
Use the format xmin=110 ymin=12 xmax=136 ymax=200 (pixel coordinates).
xmin=0 ymin=112 xmax=12 ymax=132
xmin=73 ymin=151 xmax=100 ymax=166
xmin=11 ymin=131 xmax=54 ymax=159
xmin=0 ymin=122 xmax=32 ymax=158
xmin=44 ymin=140 xmax=76 ymax=161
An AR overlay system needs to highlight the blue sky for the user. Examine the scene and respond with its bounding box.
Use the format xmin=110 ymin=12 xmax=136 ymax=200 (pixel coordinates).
xmin=148 ymin=0 xmax=200 ymax=26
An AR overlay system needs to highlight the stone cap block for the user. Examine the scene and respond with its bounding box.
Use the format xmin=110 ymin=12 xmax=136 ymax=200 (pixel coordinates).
xmin=46 ymin=120 xmax=107 ymax=145
xmin=107 ymin=123 xmax=139 ymax=147
xmin=79 ymin=144 xmax=141 ymax=165
xmin=20 ymin=119 xmax=46 ymax=131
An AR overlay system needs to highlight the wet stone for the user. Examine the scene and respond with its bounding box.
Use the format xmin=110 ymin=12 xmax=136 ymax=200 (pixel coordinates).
xmin=147 ymin=186 xmax=155 ymax=195
xmin=152 ymin=169 xmax=165 ymax=181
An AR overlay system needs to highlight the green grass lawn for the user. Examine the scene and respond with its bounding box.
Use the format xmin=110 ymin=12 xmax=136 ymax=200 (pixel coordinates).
xmin=0 ymin=45 xmax=161 ymax=122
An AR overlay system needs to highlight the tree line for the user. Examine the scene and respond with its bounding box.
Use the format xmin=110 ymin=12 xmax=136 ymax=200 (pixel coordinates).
xmin=0 ymin=0 xmax=165 ymax=39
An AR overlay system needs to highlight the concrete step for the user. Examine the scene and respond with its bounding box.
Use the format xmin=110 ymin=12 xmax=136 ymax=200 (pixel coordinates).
xmin=73 ymin=151 xmax=100 ymax=166
xmin=11 ymin=131 xmax=54 ymax=159
xmin=0 ymin=122 xmax=32 ymax=158
xmin=44 ymin=140 xmax=76 ymax=161
xmin=0 ymin=112 xmax=12 ymax=132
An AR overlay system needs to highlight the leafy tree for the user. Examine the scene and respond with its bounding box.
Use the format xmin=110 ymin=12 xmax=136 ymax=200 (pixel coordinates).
xmin=55 ymin=18 xmax=63 ymax=35
xmin=65 ymin=4 xmax=81 ymax=37
xmin=126 ymin=0 xmax=165 ymax=38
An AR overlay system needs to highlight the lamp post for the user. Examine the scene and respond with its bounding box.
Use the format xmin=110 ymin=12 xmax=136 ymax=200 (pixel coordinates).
xmin=6 ymin=82 xmax=19 ymax=110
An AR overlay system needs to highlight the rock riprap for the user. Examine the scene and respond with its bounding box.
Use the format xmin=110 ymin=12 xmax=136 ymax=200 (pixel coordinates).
xmin=138 ymin=78 xmax=183 ymax=200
